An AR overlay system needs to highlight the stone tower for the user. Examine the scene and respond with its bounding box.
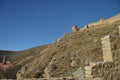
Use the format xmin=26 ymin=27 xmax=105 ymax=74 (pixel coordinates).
xmin=72 ymin=25 xmax=79 ymax=32
xmin=118 ymin=26 xmax=120 ymax=35
xmin=101 ymin=35 xmax=113 ymax=62
xmin=101 ymin=30 xmax=120 ymax=62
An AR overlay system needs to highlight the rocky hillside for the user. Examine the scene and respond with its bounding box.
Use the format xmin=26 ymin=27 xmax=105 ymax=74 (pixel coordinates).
xmin=0 ymin=45 xmax=48 ymax=63
xmin=6 ymin=45 xmax=48 ymax=62
xmin=16 ymin=13 xmax=120 ymax=80
xmin=0 ymin=45 xmax=48 ymax=79
xmin=0 ymin=13 xmax=120 ymax=80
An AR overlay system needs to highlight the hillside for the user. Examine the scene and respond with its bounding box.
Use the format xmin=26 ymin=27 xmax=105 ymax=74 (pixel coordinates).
xmin=0 ymin=50 xmax=14 ymax=55
xmin=0 ymin=13 xmax=120 ymax=80
xmin=16 ymin=13 xmax=120 ymax=80
xmin=0 ymin=45 xmax=48 ymax=79
xmin=0 ymin=45 xmax=48 ymax=63
xmin=6 ymin=45 xmax=48 ymax=62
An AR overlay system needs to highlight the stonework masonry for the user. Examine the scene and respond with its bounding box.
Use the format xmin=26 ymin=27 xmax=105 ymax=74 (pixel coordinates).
xmin=72 ymin=25 xmax=79 ymax=32
xmin=101 ymin=35 xmax=113 ymax=62
xmin=101 ymin=29 xmax=120 ymax=62
xmin=118 ymin=26 xmax=120 ymax=35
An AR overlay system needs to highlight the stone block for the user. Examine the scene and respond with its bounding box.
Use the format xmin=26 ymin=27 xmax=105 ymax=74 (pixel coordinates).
xmin=118 ymin=26 xmax=120 ymax=35
xmin=70 ymin=60 xmax=78 ymax=67
xmin=101 ymin=35 xmax=113 ymax=62
xmin=85 ymin=66 xmax=91 ymax=71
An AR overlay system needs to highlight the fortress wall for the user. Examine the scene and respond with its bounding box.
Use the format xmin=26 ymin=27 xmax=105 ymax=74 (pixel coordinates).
xmin=101 ymin=35 xmax=113 ymax=62
xmin=118 ymin=26 xmax=120 ymax=35
xmin=106 ymin=14 xmax=120 ymax=23
xmin=87 ymin=14 xmax=120 ymax=28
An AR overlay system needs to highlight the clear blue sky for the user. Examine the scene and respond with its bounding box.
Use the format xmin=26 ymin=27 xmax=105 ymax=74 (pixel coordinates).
xmin=0 ymin=0 xmax=120 ymax=51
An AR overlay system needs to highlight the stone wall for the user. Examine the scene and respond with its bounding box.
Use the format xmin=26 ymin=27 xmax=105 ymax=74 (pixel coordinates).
xmin=109 ymin=35 xmax=120 ymax=60
xmin=101 ymin=34 xmax=120 ymax=62
xmin=88 ymin=19 xmax=106 ymax=28
xmin=91 ymin=60 xmax=120 ymax=80
xmin=106 ymin=14 xmax=120 ymax=24
xmin=101 ymin=35 xmax=113 ymax=62
xmin=87 ymin=14 xmax=120 ymax=28
xmin=118 ymin=26 xmax=120 ymax=35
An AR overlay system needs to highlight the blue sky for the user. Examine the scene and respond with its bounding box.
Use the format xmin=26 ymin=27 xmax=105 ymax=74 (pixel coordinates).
xmin=0 ymin=0 xmax=120 ymax=51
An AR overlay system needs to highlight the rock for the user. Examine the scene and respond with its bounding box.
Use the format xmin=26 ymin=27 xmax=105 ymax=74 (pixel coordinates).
xmin=16 ymin=66 xmax=27 ymax=80
xmin=85 ymin=66 xmax=91 ymax=71
xmin=73 ymin=67 xmax=84 ymax=78
xmin=71 ymin=60 xmax=78 ymax=67
xmin=44 ymin=67 xmax=51 ymax=79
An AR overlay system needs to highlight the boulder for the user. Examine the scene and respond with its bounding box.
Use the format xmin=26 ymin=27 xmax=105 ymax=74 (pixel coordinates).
xmin=71 ymin=60 xmax=78 ymax=67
